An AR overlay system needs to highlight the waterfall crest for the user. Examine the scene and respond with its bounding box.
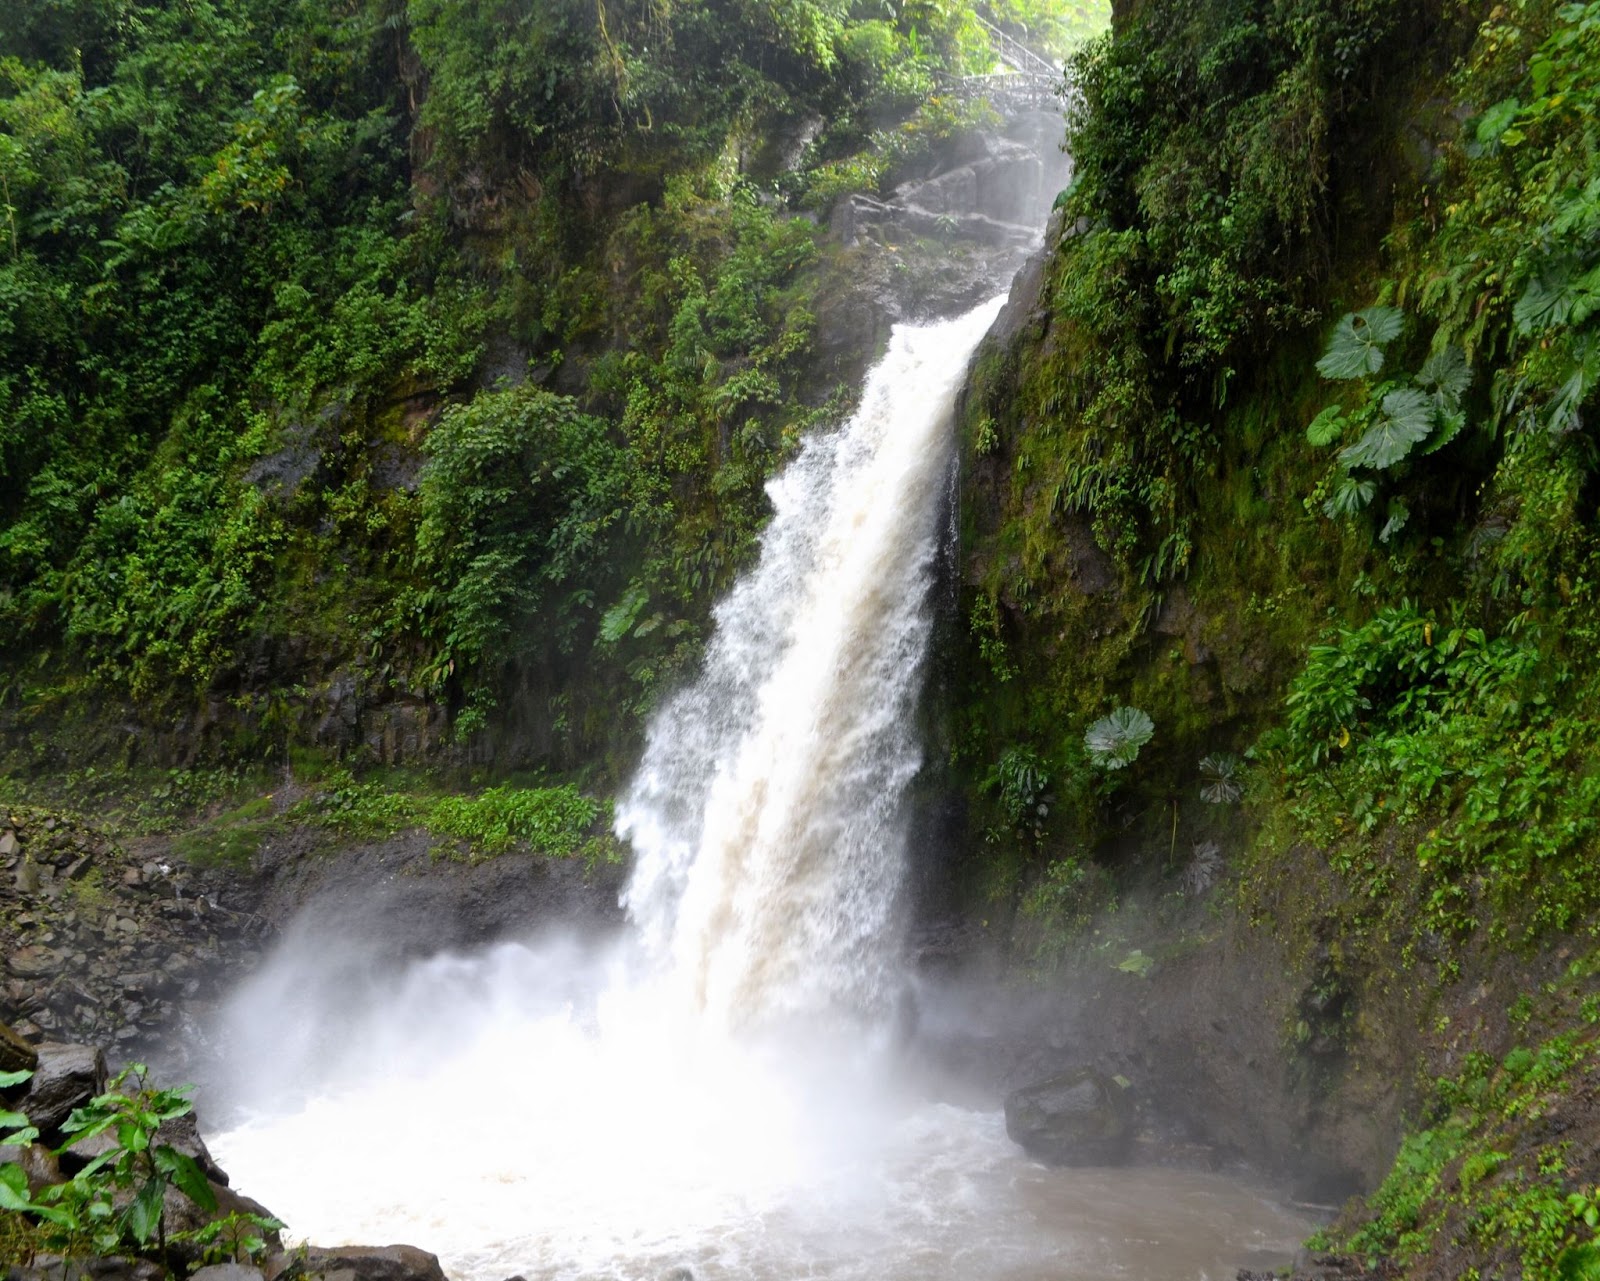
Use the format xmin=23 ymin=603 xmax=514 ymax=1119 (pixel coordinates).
xmin=617 ymin=296 xmax=1006 ymax=1030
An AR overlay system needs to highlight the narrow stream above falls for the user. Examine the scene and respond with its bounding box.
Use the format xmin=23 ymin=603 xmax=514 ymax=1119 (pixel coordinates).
xmin=206 ymin=299 xmax=1317 ymax=1280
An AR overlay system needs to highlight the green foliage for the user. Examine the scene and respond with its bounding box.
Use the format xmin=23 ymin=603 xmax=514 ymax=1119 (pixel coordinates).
xmin=1084 ymin=706 xmax=1153 ymax=770
xmin=1197 ymin=752 xmax=1242 ymax=803
xmin=0 ymin=0 xmax=1007 ymax=759
xmin=427 ymin=783 xmax=603 ymax=858
xmin=1018 ymin=852 xmax=1117 ymax=958
xmin=1330 ymin=1020 xmax=1600 ymax=1277
xmin=1316 ymin=306 xmax=1406 ymax=380
xmin=412 ymin=384 xmax=628 ymax=681
xmin=1336 ymin=387 xmax=1437 ymax=470
xmin=1301 ymin=303 xmax=1475 ymax=540
xmin=983 ymin=744 xmax=1052 ymax=842
xmin=290 ymin=769 xmax=614 ymax=863
xmin=0 ymin=1064 xmax=237 ymax=1263
xmin=1274 ymin=602 xmax=1600 ymax=939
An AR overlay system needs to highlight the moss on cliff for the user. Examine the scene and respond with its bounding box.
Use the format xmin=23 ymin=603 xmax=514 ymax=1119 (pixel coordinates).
xmin=956 ymin=0 xmax=1600 ymax=1268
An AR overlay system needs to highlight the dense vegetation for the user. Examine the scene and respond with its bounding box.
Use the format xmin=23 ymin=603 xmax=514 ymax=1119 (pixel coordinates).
xmin=951 ymin=0 xmax=1600 ymax=1268
xmin=0 ymin=0 xmax=1101 ymax=781
xmin=10 ymin=0 xmax=1600 ymax=1273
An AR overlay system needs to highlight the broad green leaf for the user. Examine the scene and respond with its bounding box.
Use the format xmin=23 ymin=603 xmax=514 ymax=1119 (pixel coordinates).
xmin=1422 ymin=407 xmax=1468 ymax=454
xmin=1546 ymin=334 xmax=1600 ymax=434
xmin=60 ymin=1108 xmax=118 ymax=1140
xmin=1379 ymin=499 xmax=1411 ymax=544
xmin=1475 ymin=97 xmax=1520 ymax=147
xmin=1512 ymin=257 xmax=1600 ymax=334
xmin=149 ymin=1086 xmax=195 ymax=1121
xmin=154 ymin=1146 xmax=217 ymax=1212
xmin=1116 ymin=949 xmax=1155 ymax=977
xmin=31 ymin=1204 xmax=79 ymax=1229
xmin=0 ymin=1109 xmax=31 ymax=1128
xmin=126 ymin=1176 xmax=166 ymax=1245
xmin=1316 ymin=306 xmax=1404 ymax=380
xmin=1085 ymin=706 xmax=1154 ymax=769
xmin=117 ymin=1118 xmax=150 ymax=1153
xmin=1573 ymin=263 xmax=1600 ymax=328
xmin=0 ymin=1163 xmax=29 ymax=1197
xmin=1339 ymin=388 xmax=1435 ymax=469
xmin=598 ymin=584 xmax=649 ymax=643
xmin=1551 ymin=178 xmax=1600 ymax=237
xmin=0 ymin=1070 xmax=33 ymax=1090
xmin=1417 ymin=346 xmax=1471 ymax=405
xmin=1357 ymin=305 xmax=1405 ymax=345
xmin=69 ymin=1147 xmax=120 ymax=1181
xmin=1323 ymin=475 xmax=1376 ymax=518
xmin=1305 ymin=404 xmax=1347 ymax=446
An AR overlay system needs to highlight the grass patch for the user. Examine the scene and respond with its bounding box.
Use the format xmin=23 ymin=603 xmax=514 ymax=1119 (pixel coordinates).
xmin=289 ymin=768 xmax=619 ymax=865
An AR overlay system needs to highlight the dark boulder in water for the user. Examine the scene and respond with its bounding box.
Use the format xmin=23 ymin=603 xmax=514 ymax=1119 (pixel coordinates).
xmin=265 ymin=1245 xmax=447 ymax=1281
xmin=1003 ymin=1066 xmax=1132 ymax=1166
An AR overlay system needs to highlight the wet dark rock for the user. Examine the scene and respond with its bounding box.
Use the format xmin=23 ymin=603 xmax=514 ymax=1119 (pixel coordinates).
xmin=157 ymin=1110 xmax=231 ymax=1186
xmin=164 ymin=1180 xmax=283 ymax=1266
xmin=22 ymin=1042 xmax=107 ymax=1133
xmin=269 ymin=1245 xmax=447 ymax=1281
xmin=243 ymin=415 xmax=334 ymax=501
xmin=0 ymin=1141 xmax=63 ymax=1193
xmin=189 ymin=1266 xmax=266 ymax=1281
xmin=0 ymin=1018 xmax=38 ymax=1073
xmin=10 ymin=946 xmax=60 ymax=979
xmin=5 ymin=1256 xmax=165 ymax=1281
xmin=1004 ymin=1066 xmax=1133 ymax=1166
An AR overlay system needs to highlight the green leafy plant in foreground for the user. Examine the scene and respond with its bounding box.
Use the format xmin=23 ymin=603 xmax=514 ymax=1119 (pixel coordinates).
xmin=0 ymin=1064 xmax=227 ymax=1262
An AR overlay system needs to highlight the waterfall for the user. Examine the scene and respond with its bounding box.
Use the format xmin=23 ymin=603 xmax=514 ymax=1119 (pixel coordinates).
xmin=617 ymin=295 xmax=1007 ymax=1030
xmin=204 ymin=288 xmax=1316 ymax=1281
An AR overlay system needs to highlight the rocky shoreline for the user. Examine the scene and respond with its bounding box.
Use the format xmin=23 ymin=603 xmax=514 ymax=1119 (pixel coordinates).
xmin=1 ymin=809 xmax=269 ymax=1058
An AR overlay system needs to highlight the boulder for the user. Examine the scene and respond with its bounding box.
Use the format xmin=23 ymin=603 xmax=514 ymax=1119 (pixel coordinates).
xmin=164 ymin=1180 xmax=283 ymax=1266
xmin=9 ymin=946 xmax=61 ymax=979
xmin=189 ymin=1266 xmax=266 ymax=1281
xmin=4 ymin=1259 xmax=164 ymax=1281
xmin=157 ymin=1111 xmax=231 ymax=1186
xmin=1003 ymin=1066 xmax=1133 ymax=1166
xmin=21 ymin=1043 xmax=108 ymax=1133
xmin=0 ymin=1020 xmax=38 ymax=1074
xmin=0 ymin=1141 xmax=63 ymax=1193
xmin=267 ymin=1246 xmax=446 ymax=1281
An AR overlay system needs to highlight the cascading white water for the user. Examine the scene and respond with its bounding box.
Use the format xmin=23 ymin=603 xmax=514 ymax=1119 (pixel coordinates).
xmin=206 ymin=296 xmax=1315 ymax=1281
xmin=617 ymin=296 xmax=1004 ymax=1030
